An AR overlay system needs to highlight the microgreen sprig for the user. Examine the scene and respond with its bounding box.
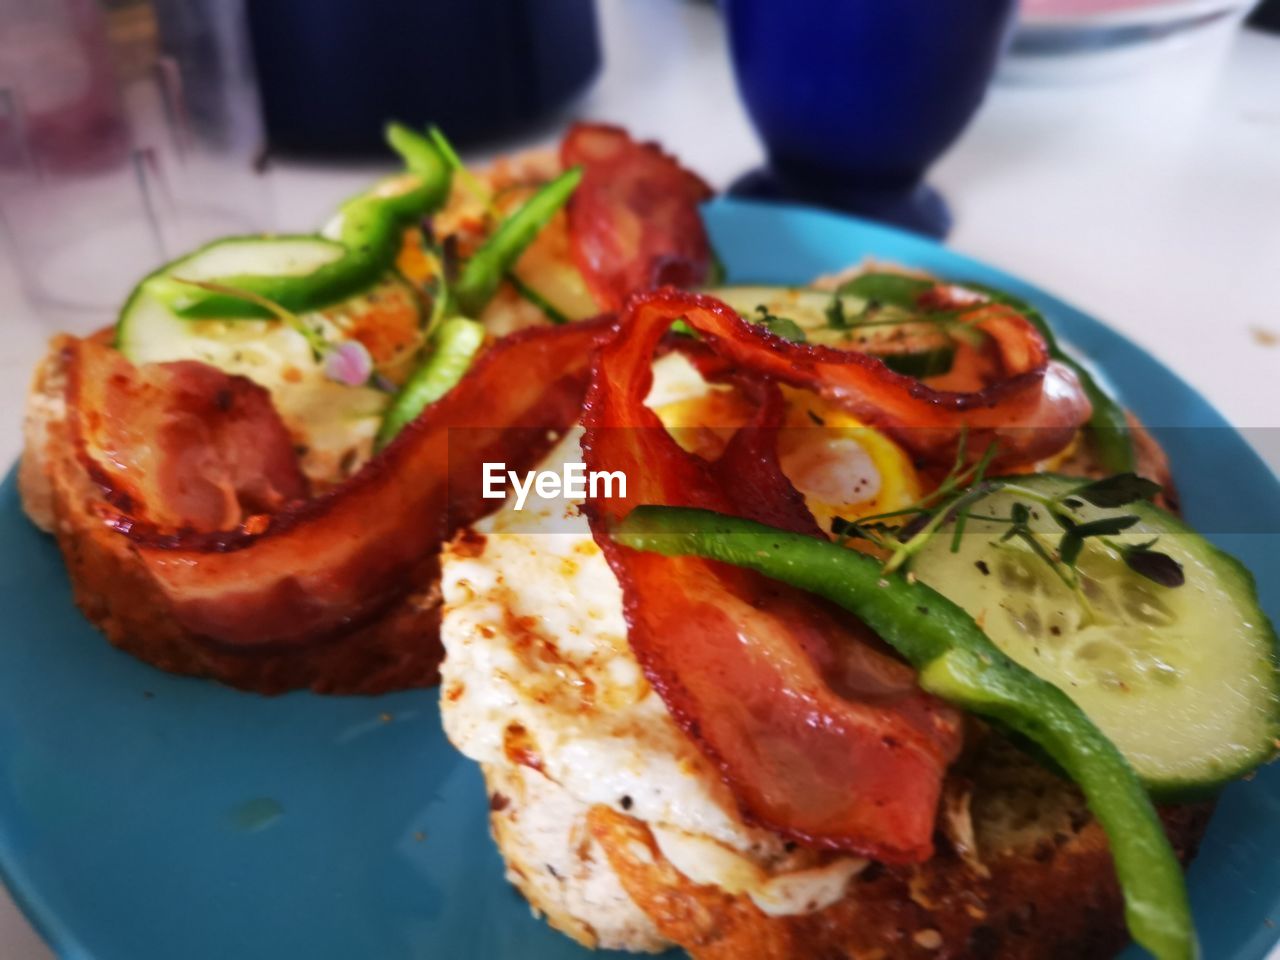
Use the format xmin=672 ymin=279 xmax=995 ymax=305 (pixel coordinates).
xmin=834 ymin=454 xmax=1184 ymax=592
xmin=832 ymin=427 xmax=997 ymax=560
xmin=961 ymin=474 xmax=1180 ymax=590
xmin=881 ymin=436 xmax=1000 ymax=574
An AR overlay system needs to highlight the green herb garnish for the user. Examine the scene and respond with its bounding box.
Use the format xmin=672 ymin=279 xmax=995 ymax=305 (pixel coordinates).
xmin=839 ymin=458 xmax=1183 ymax=593
xmin=752 ymin=304 xmax=807 ymax=342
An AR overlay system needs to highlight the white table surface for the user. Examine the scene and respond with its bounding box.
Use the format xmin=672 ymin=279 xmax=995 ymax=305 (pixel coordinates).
xmin=1 ymin=1 xmax=1278 ymax=956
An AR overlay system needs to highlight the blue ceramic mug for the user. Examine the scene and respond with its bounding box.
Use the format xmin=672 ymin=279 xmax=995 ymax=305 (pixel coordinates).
xmin=724 ymin=0 xmax=1016 ymax=236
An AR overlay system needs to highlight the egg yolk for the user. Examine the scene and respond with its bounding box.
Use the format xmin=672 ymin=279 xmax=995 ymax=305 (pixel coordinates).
xmin=651 ymin=378 xmax=921 ymax=533
xmin=776 ymin=387 xmax=921 ymax=531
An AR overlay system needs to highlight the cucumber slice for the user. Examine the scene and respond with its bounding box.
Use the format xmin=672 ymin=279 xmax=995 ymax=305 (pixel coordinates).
xmin=908 ymin=474 xmax=1280 ymax=795
xmin=140 ymin=235 xmax=352 ymax=319
xmin=159 ymin=235 xmax=345 ymax=283
xmin=703 ymin=285 xmax=956 ymax=378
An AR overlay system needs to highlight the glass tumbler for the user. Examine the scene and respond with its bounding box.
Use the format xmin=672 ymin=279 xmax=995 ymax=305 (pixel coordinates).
xmin=0 ymin=0 xmax=269 ymax=330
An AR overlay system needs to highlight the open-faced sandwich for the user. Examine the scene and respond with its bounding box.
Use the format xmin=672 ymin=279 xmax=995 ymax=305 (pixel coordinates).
xmin=435 ymin=280 xmax=1278 ymax=957
xmin=17 ymin=121 xmax=1278 ymax=960
xmin=19 ymin=122 xmax=713 ymax=693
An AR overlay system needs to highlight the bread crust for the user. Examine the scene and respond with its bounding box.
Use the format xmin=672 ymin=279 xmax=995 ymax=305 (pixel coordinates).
xmin=22 ymin=338 xmax=443 ymax=695
xmin=479 ymin=730 xmax=1213 ymax=959
xmin=587 ymin=801 xmax=1210 ymax=960
xmin=585 ymin=728 xmax=1213 ymax=960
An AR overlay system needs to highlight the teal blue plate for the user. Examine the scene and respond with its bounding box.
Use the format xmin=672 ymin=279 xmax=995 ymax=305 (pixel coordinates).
xmin=1 ymin=199 xmax=1277 ymax=960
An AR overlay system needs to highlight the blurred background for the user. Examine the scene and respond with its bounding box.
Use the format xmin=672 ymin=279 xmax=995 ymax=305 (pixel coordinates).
xmin=0 ymin=0 xmax=1277 ymax=954
xmin=3 ymin=0 xmax=1276 ymax=314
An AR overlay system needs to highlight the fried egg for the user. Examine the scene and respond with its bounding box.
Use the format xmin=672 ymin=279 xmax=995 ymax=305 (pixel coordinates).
xmin=439 ymin=351 xmax=918 ymax=913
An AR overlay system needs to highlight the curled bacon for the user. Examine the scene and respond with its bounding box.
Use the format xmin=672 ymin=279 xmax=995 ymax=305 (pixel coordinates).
xmin=582 ymin=291 xmax=965 ymax=861
xmin=706 ymin=377 xmax=822 ymax=536
xmin=67 ymin=318 xmax=612 ymax=649
xmin=646 ymin=291 xmax=1089 ymax=465
xmin=562 ymin=123 xmax=715 ymax=311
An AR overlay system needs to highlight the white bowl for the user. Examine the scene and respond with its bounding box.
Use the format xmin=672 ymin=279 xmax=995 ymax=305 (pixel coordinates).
xmin=1000 ymin=0 xmax=1259 ymax=83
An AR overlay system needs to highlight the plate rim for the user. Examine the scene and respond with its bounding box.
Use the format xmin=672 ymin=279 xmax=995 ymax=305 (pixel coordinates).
xmin=1 ymin=196 xmax=1277 ymax=960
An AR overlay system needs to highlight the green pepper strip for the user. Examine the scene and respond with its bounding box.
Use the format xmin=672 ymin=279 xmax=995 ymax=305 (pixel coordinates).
xmin=613 ymin=506 xmax=1196 ymax=960
xmin=452 ymin=166 xmax=583 ymax=318
xmin=375 ymin=316 xmax=485 ymax=450
xmin=152 ymin=123 xmax=452 ymax=319
xmin=839 ymin=273 xmax=1136 ymax=473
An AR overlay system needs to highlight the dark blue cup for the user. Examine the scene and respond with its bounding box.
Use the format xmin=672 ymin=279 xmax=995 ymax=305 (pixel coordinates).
xmin=723 ymin=0 xmax=1016 ymax=237
xmin=248 ymin=0 xmax=601 ymax=154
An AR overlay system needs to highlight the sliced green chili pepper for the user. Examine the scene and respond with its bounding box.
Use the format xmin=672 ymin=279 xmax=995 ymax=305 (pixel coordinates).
xmin=452 ymin=166 xmax=583 ymax=318
xmin=375 ymin=316 xmax=485 ymax=449
xmin=613 ymin=506 xmax=1196 ymax=960
xmin=966 ymin=282 xmax=1135 ymax=473
xmin=428 ymin=125 xmax=496 ymax=214
xmin=840 ymin=272 xmax=1136 ymax=473
xmin=151 ymin=122 xmax=451 ymax=320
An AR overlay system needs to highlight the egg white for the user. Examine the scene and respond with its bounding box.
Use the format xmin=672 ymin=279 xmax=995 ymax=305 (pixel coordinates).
xmin=438 ymin=354 xmax=898 ymax=913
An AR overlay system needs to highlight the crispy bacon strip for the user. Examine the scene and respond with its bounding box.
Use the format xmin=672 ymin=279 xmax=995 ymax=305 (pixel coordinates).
xmin=654 ymin=291 xmax=1088 ymax=465
xmin=67 ymin=318 xmax=612 ymax=648
xmin=582 ymin=292 xmax=965 ymax=861
xmin=705 ymin=376 xmax=822 ymax=536
xmin=67 ymin=344 xmax=307 ymax=531
xmin=562 ymin=123 xmax=715 ymax=311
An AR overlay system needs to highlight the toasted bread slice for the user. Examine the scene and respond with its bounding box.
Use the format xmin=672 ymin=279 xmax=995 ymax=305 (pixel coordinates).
xmin=20 ymin=338 xmax=443 ymax=694
xmin=483 ymin=737 xmax=1210 ymax=959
